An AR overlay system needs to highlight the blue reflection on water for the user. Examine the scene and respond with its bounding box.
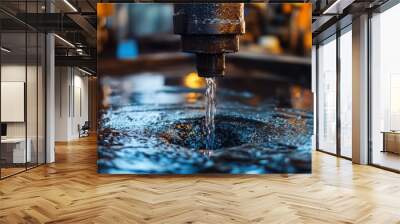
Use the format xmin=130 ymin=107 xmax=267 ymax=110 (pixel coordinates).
xmin=98 ymin=74 xmax=313 ymax=174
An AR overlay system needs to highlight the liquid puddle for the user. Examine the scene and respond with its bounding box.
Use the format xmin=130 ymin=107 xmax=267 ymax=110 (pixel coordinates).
xmin=98 ymin=75 xmax=313 ymax=174
xmin=205 ymin=77 xmax=216 ymax=150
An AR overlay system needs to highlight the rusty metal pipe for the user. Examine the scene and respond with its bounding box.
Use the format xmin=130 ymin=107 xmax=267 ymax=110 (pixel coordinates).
xmin=174 ymin=3 xmax=245 ymax=77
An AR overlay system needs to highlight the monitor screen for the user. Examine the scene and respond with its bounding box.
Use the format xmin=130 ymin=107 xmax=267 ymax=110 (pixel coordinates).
xmin=1 ymin=123 xmax=7 ymax=137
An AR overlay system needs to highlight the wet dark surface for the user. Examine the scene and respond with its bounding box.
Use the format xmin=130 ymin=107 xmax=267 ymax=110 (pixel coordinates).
xmin=98 ymin=73 xmax=313 ymax=174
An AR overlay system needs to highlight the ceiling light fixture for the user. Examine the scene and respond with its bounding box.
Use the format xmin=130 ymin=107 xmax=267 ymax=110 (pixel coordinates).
xmin=78 ymin=67 xmax=93 ymax=76
xmin=76 ymin=48 xmax=86 ymax=56
xmin=1 ymin=47 xmax=11 ymax=53
xmin=54 ymin=34 xmax=75 ymax=48
xmin=322 ymin=0 xmax=355 ymax=15
xmin=322 ymin=0 xmax=341 ymax=14
xmin=63 ymin=0 xmax=78 ymax=12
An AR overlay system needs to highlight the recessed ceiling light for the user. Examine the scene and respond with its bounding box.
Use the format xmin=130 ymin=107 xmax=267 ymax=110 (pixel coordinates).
xmin=322 ymin=0 xmax=354 ymax=15
xmin=1 ymin=47 xmax=11 ymax=53
xmin=78 ymin=67 xmax=93 ymax=76
xmin=54 ymin=34 xmax=75 ymax=48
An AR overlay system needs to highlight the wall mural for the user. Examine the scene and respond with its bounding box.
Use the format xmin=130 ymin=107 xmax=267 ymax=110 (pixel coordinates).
xmin=97 ymin=3 xmax=313 ymax=174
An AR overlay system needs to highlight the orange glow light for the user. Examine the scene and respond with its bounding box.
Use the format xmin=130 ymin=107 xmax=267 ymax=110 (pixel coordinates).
xmin=98 ymin=3 xmax=114 ymax=17
xmin=183 ymin=72 xmax=205 ymax=89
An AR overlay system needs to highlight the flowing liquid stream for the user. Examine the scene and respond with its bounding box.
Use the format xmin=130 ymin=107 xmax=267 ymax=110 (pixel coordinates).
xmin=205 ymin=78 xmax=217 ymax=150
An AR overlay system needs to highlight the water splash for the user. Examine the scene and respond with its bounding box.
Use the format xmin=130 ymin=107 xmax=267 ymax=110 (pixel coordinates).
xmin=98 ymin=75 xmax=313 ymax=174
xmin=205 ymin=78 xmax=217 ymax=150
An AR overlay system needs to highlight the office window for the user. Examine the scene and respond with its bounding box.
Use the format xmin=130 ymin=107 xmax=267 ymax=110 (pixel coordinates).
xmin=371 ymin=3 xmax=400 ymax=171
xmin=339 ymin=28 xmax=352 ymax=158
xmin=317 ymin=36 xmax=337 ymax=154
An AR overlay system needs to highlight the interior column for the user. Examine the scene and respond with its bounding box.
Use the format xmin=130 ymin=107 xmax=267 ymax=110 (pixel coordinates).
xmin=352 ymin=14 xmax=369 ymax=164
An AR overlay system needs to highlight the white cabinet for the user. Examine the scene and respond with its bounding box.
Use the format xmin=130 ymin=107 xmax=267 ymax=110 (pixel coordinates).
xmin=1 ymin=138 xmax=32 ymax=163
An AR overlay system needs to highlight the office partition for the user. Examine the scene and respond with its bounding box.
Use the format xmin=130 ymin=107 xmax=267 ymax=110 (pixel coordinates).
xmin=339 ymin=26 xmax=353 ymax=159
xmin=370 ymin=2 xmax=400 ymax=172
xmin=0 ymin=0 xmax=47 ymax=179
xmin=317 ymin=35 xmax=337 ymax=155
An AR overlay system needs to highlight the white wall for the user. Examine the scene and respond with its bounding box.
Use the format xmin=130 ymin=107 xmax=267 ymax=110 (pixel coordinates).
xmin=1 ymin=64 xmax=46 ymax=164
xmin=1 ymin=65 xmax=41 ymax=138
xmin=54 ymin=67 xmax=89 ymax=141
xmin=1 ymin=65 xmax=26 ymax=138
xmin=55 ymin=66 xmax=70 ymax=141
xmin=72 ymin=73 xmax=89 ymax=138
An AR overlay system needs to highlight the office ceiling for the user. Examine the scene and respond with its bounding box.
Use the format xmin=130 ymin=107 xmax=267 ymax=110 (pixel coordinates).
xmin=0 ymin=0 xmax=97 ymax=73
xmin=1 ymin=32 xmax=45 ymax=64
xmin=311 ymin=0 xmax=390 ymax=43
xmin=0 ymin=0 xmax=96 ymax=14
xmin=2 ymin=0 xmax=392 ymax=74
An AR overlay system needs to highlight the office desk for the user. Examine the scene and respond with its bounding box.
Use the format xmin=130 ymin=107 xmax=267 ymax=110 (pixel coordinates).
xmin=1 ymin=138 xmax=31 ymax=163
xmin=382 ymin=131 xmax=400 ymax=154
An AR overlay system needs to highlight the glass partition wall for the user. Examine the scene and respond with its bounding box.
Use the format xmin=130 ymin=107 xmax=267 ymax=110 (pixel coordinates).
xmin=316 ymin=25 xmax=353 ymax=159
xmin=317 ymin=35 xmax=337 ymax=155
xmin=0 ymin=1 xmax=46 ymax=179
xmin=339 ymin=27 xmax=352 ymax=159
xmin=316 ymin=0 xmax=400 ymax=171
xmin=370 ymin=3 xmax=400 ymax=171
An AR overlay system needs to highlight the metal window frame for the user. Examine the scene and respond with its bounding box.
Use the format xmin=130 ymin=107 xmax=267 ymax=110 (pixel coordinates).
xmin=315 ymin=0 xmax=400 ymax=173
xmin=367 ymin=0 xmax=400 ymax=173
xmin=315 ymin=21 xmax=353 ymax=161
xmin=337 ymin=24 xmax=353 ymax=160
xmin=315 ymin=33 xmax=339 ymax=156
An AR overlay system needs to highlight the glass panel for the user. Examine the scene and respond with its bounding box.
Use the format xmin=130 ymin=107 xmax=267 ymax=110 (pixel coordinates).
xmin=38 ymin=32 xmax=45 ymax=165
xmin=0 ymin=0 xmax=28 ymax=177
xmin=371 ymin=4 xmax=400 ymax=171
xmin=317 ymin=37 xmax=337 ymax=154
xmin=27 ymin=30 xmax=38 ymax=169
xmin=0 ymin=0 xmax=46 ymax=178
xmin=339 ymin=29 xmax=352 ymax=158
xmin=26 ymin=0 xmax=39 ymax=169
xmin=1 ymin=31 xmax=27 ymax=177
xmin=35 ymin=0 xmax=46 ymax=165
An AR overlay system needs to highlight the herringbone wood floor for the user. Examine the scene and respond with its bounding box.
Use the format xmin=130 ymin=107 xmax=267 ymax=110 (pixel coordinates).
xmin=1 ymin=136 xmax=400 ymax=224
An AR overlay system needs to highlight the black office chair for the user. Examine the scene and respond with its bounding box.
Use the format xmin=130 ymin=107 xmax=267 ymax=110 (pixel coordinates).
xmin=79 ymin=121 xmax=90 ymax=138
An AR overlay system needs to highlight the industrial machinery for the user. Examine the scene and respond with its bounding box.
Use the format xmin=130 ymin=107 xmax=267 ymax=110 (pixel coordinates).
xmin=173 ymin=3 xmax=245 ymax=77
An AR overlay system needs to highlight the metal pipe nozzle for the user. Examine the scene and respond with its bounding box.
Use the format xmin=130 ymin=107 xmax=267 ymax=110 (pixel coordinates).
xmin=173 ymin=3 xmax=245 ymax=78
xmin=195 ymin=53 xmax=225 ymax=77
